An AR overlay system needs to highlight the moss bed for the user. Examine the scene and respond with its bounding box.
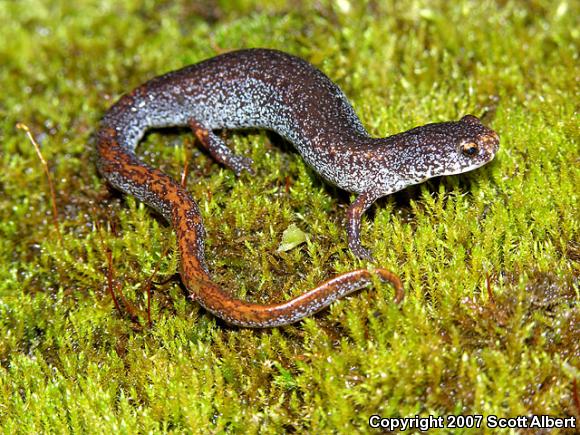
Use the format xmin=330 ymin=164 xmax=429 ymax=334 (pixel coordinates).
xmin=0 ymin=1 xmax=578 ymax=433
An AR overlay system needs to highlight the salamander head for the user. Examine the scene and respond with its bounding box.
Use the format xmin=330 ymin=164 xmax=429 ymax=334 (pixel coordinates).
xmin=387 ymin=114 xmax=500 ymax=187
xmin=445 ymin=114 xmax=500 ymax=174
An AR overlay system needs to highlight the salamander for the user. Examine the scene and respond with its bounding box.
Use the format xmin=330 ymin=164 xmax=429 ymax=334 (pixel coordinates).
xmin=96 ymin=48 xmax=499 ymax=327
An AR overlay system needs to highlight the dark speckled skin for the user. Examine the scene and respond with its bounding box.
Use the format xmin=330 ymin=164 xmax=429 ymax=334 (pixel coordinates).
xmin=96 ymin=48 xmax=499 ymax=327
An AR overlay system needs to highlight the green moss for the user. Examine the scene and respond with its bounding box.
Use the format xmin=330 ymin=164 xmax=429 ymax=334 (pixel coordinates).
xmin=1 ymin=0 xmax=578 ymax=432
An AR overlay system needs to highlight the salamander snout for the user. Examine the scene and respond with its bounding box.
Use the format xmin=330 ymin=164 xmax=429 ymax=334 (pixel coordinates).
xmin=457 ymin=115 xmax=500 ymax=164
xmin=458 ymin=131 xmax=499 ymax=159
xmin=481 ymin=130 xmax=500 ymax=154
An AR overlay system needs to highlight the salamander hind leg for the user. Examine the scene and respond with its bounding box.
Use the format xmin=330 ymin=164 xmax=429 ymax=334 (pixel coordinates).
xmin=188 ymin=119 xmax=254 ymax=176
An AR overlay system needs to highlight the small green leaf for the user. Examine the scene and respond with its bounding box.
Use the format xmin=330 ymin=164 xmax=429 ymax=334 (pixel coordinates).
xmin=276 ymin=224 xmax=309 ymax=252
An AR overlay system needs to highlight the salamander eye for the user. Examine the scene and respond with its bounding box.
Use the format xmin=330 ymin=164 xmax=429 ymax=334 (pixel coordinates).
xmin=461 ymin=142 xmax=479 ymax=157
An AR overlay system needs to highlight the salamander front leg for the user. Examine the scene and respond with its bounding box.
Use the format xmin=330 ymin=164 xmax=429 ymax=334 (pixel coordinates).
xmin=189 ymin=119 xmax=254 ymax=176
xmin=346 ymin=192 xmax=379 ymax=260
